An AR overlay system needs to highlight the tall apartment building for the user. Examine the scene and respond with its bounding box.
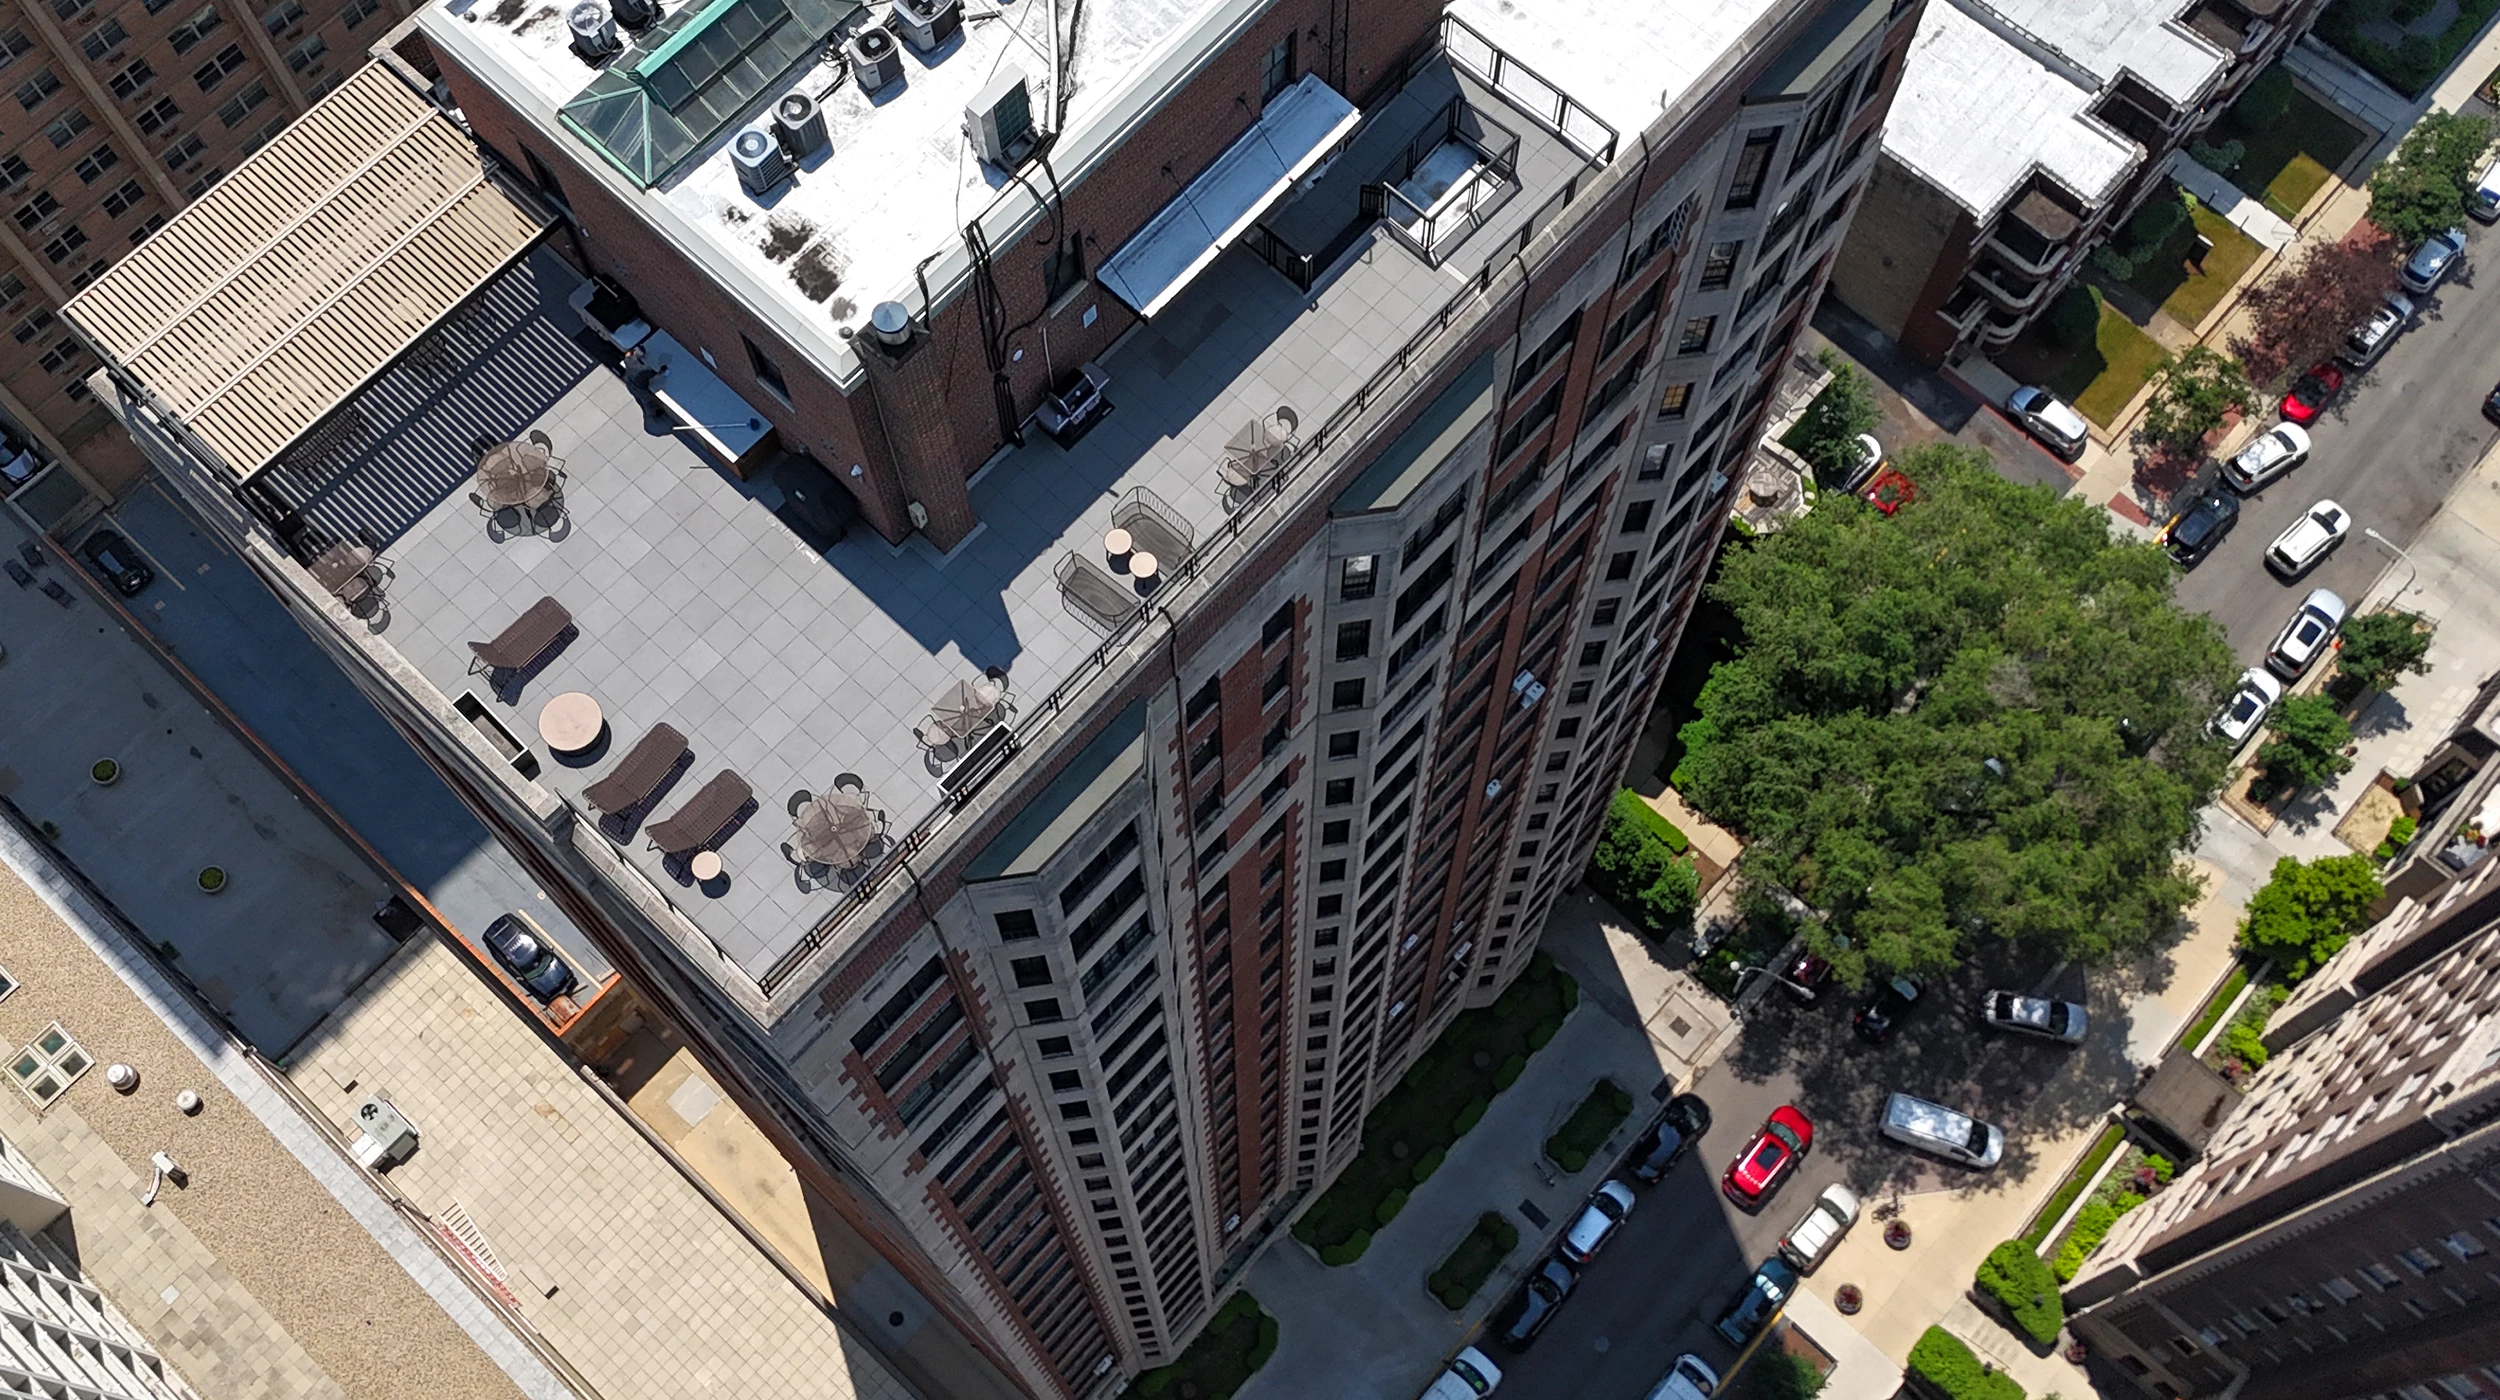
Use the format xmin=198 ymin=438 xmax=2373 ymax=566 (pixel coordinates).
xmin=1829 ymin=0 xmax=2321 ymax=367
xmin=63 ymin=0 xmax=1917 ymax=1394
xmin=2065 ymin=853 xmax=2500 ymax=1400
xmin=0 ymin=0 xmax=419 ymax=528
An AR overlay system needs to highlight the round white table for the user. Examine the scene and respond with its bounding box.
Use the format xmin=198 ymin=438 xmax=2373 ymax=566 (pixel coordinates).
xmin=689 ymin=850 xmax=724 ymax=882
xmin=1104 ymin=526 xmax=1133 ymax=558
xmin=1129 ymin=551 xmax=1159 ymax=585
xmin=538 ymin=692 xmax=603 ymax=753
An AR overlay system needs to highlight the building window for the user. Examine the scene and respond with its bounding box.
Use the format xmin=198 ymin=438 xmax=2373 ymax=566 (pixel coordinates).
xmin=13 ymin=191 xmax=60 ymax=230
xmin=0 ymin=156 xmax=26 ymax=192
xmin=1335 ymin=620 xmax=1371 ymax=661
xmin=1260 ymin=31 xmax=1296 ymax=102
xmin=261 ymin=0 xmax=307 ymax=31
xmin=15 ymin=68 xmax=60 ymax=111
xmin=72 ymin=144 xmax=122 ymax=190
xmin=79 ymin=19 xmax=131 ymax=61
xmin=1622 ymin=197 xmax=1692 ymax=279
xmin=284 ymin=34 xmax=325 ymax=72
xmin=1604 ymin=551 xmax=1635 ymax=582
xmin=1657 ymin=382 xmax=1693 ymax=419
xmin=1725 ymin=128 xmax=1781 ymax=209
xmin=1330 ymin=678 xmax=1364 ymax=711
xmin=1024 ymin=998 xmax=1064 ymax=1024
xmin=8 ymin=1024 xmax=92 ymax=1107
xmin=1676 ymin=316 xmax=1716 ymax=354
xmin=135 ymin=96 xmax=181 ymax=136
xmin=1699 ymin=240 xmax=1742 ymax=289
xmin=1324 ymin=778 xmax=1353 ymax=805
xmin=51 ymin=0 xmax=95 ymax=21
xmin=742 ymin=335 xmax=790 ymax=404
xmin=99 ymin=179 xmax=144 ymax=218
xmin=1263 ymin=601 xmax=1295 ymax=648
xmin=994 ymin=909 xmax=1038 ymax=941
xmin=1510 ymin=308 xmax=1581 ymax=395
xmin=11 ymin=308 xmax=55 ymax=343
xmin=45 ymin=110 xmax=92 ymax=148
xmin=1326 ymin=731 xmax=1358 ymax=760
xmin=1339 ymin=555 xmax=1376 ymax=600
xmin=1043 ymin=231 xmax=1086 ymax=303
xmin=215 ymin=80 xmax=269 ymax=128
xmin=167 ymin=6 xmax=223 ymax=54
xmin=38 ymin=338 xmax=84 ymax=376
xmin=0 ymin=29 xmax=32 ymax=67
xmin=342 ymin=0 xmax=381 ymax=26
xmin=162 ymin=134 xmax=207 ymax=171
xmin=39 ymin=226 xmax=87 ymax=263
xmin=1592 ymin=597 xmax=1620 ymax=626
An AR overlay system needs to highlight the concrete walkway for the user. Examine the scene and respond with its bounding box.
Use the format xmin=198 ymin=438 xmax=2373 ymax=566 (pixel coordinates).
xmin=2166 ymin=150 xmax=2296 ymax=252
xmin=1235 ymin=899 xmax=1729 ymax=1400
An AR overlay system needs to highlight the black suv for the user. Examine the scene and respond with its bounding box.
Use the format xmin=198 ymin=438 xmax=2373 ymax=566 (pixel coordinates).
xmin=77 ymin=529 xmax=154 ymax=597
xmin=1628 ymin=1093 xmax=1713 ymax=1184
xmin=2162 ymin=490 xmax=2239 ymax=567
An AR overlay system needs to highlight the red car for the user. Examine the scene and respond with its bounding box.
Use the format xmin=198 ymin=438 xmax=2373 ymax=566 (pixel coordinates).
xmin=1723 ymin=1104 xmax=1814 ymax=1208
xmin=2279 ymin=363 xmax=2344 ymax=426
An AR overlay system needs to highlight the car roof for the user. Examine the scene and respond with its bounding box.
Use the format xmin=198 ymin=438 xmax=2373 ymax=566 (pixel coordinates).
xmin=2302 ymin=587 xmax=2347 ymax=621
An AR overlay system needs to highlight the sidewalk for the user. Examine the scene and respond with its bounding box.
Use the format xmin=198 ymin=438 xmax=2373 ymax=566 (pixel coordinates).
xmin=2166 ymin=150 xmax=2296 ymax=252
xmin=1235 ymin=898 xmax=1730 ymax=1400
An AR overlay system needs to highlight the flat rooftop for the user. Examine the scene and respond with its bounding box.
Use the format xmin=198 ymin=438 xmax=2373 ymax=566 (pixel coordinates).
xmin=1446 ymin=0 xmax=1787 ymax=137
xmin=1981 ymin=0 xmax=2225 ymax=107
xmin=422 ymin=0 xmax=1224 ymax=353
xmin=269 ymin=57 xmax=1589 ymax=986
xmin=1881 ymin=0 xmax=2143 ymax=219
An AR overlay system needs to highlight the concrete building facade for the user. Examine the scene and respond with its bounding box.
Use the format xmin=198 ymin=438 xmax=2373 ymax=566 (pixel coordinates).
xmin=62 ymin=0 xmax=1919 ymax=1395
xmin=2067 ymin=852 xmax=2500 ymax=1400
xmin=0 ymin=0 xmax=423 ymax=529
xmin=1829 ymin=0 xmax=2324 ymax=367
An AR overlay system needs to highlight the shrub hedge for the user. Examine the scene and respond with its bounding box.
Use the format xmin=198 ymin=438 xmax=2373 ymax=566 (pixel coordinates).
xmin=1544 ymin=1079 xmax=1634 ymax=1170
xmin=1907 ymin=1327 xmax=2025 ymax=1400
xmin=1974 ymin=1241 xmax=2064 ymax=1348
xmin=1588 ymin=789 xmax=1702 ymax=936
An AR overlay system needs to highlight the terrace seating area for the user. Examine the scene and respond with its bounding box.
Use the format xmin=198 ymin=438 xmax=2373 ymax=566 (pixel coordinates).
xmin=254 ymin=59 xmax=1591 ymax=981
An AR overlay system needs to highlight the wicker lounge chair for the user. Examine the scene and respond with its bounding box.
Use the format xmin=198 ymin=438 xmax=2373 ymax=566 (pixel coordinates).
xmin=1056 ymin=553 xmax=1141 ymax=632
xmin=467 ymin=596 xmax=574 ymax=676
xmin=582 ymin=723 xmax=689 ymax=814
xmin=646 ymin=770 xmax=753 ymax=855
xmin=1112 ymin=488 xmax=1193 ymax=570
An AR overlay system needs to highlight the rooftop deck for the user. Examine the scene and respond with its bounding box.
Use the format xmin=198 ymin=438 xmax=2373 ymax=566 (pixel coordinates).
xmin=284 ymin=62 xmax=1590 ymax=983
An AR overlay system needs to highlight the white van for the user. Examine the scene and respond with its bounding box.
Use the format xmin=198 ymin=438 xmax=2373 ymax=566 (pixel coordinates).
xmin=2472 ymin=154 xmax=2500 ymax=223
xmin=1644 ymin=1352 xmax=1720 ymax=1400
xmin=1881 ymin=1092 xmax=2004 ymax=1168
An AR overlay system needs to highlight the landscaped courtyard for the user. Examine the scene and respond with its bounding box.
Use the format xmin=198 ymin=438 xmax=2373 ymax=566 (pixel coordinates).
xmin=1996 ymin=289 xmax=2169 ymax=427
xmin=2209 ymin=85 xmax=2371 ymax=219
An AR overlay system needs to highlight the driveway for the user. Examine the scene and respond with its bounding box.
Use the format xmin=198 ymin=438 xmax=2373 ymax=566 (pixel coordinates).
xmin=2170 ymin=229 xmax=2500 ymax=666
xmin=1807 ymin=298 xmax=2080 ymax=494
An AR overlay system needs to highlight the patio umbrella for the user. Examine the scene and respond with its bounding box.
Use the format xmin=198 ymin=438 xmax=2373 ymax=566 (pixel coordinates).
xmin=1222 ymin=415 xmax=1291 ymax=481
xmin=477 ymin=440 xmax=553 ymax=508
xmin=931 ymin=677 xmax=1002 ymax=742
xmin=794 ymin=792 xmax=878 ymax=867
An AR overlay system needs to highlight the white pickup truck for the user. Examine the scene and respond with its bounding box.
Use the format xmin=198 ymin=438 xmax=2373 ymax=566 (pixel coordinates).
xmin=1776 ymin=1183 xmax=1862 ymax=1273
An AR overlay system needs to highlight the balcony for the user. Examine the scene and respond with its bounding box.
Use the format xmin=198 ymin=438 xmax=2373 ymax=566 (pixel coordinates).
xmin=1986 ymin=189 xmax=2081 ymax=275
xmin=1967 ymin=260 xmax=2050 ymax=312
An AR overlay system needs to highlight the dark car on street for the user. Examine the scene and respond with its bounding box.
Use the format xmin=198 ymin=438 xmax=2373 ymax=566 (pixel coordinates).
xmin=1852 ymin=976 xmax=1925 ymax=1044
xmin=1628 ymin=1093 xmax=1713 ymax=1184
xmin=481 ymin=911 xmax=578 ymax=1002
xmin=1713 ymin=1256 xmax=1801 ymax=1348
xmin=2160 ymin=489 xmax=2239 ymax=568
xmin=77 ymin=529 xmax=153 ymax=597
xmin=1491 ymin=1256 xmax=1577 ymax=1350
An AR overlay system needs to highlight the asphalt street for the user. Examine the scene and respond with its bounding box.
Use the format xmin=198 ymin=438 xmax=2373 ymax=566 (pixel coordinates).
xmin=1490 ymin=951 xmax=2115 ymax=1400
xmin=2170 ymin=223 xmax=2500 ymax=666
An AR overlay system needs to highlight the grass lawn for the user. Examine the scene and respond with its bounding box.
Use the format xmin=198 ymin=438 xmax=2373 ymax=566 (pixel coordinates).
xmin=2122 ymin=202 xmax=2262 ymax=329
xmin=2217 ymin=88 xmax=2368 ymax=219
xmin=1123 ymin=1292 xmax=1277 ymax=1400
xmin=2018 ymin=1121 xmax=2127 ymax=1247
xmin=1543 ymin=1078 xmax=1634 ymax=1170
xmin=1293 ymin=954 xmax=1578 ymax=1256
xmin=2174 ymin=960 xmax=2253 ymax=1056
xmin=1427 ymin=1213 xmax=1521 ymax=1311
xmin=1998 ymin=291 xmax=2167 ymax=428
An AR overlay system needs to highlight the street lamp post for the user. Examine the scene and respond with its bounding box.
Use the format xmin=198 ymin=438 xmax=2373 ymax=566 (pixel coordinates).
xmin=2363 ymin=527 xmax=2419 ymax=608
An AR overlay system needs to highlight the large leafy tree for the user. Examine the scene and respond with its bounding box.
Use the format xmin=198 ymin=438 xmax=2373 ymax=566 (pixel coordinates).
xmin=2335 ymin=610 xmax=2433 ymax=692
xmin=2238 ymin=854 xmax=2383 ymax=982
xmin=2229 ymin=236 xmax=2400 ymax=388
xmin=2367 ymin=111 xmax=2495 ymax=246
xmin=1782 ymin=350 xmax=1884 ymax=488
xmin=2256 ymin=694 xmax=2352 ymax=792
xmin=2141 ymin=347 xmax=2253 ymax=450
xmin=1675 ymin=445 xmax=2236 ymax=982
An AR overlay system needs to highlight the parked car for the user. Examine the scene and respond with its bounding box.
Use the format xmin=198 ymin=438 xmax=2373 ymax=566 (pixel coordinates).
xmin=1978 ymin=990 xmax=2090 ymax=1044
xmin=2279 ymin=362 xmax=2344 ymax=426
xmin=1422 ymin=1346 xmax=1503 ymax=1400
xmin=2005 ymin=385 xmax=2089 ymax=461
xmin=76 ymin=529 xmax=153 ymax=597
xmin=2264 ymin=499 xmax=2351 ymax=578
xmin=1558 ymin=1180 xmax=1636 ymax=1264
xmin=1852 ymin=975 xmax=1924 ymax=1044
xmin=1881 ymin=1091 xmax=2005 ymax=1168
xmin=1779 ymin=935 xmax=1846 ymax=1002
xmin=1777 ymin=1183 xmax=1862 ymax=1273
xmin=2209 ymin=666 xmax=2284 ymax=745
xmin=2474 ymin=155 xmax=2500 ymax=222
xmin=2400 ymin=227 xmax=2468 ymax=295
xmin=1643 ymin=1354 xmax=1721 ymax=1400
xmin=481 ymin=910 xmax=578 ymax=1002
xmin=2267 ymin=587 xmax=2348 ymax=679
xmin=1723 ymin=1105 xmax=1812 ymax=1208
xmin=2339 ymin=293 xmax=2413 ymax=369
xmin=2487 ymin=378 xmax=2500 ymax=426
xmin=1629 ymin=1093 xmax=1713 ymax=1184
xmin=1490 ymin=1257 xmax=1576 ymax=1350
xmin=2220 ymin=422 xmax=2310 ymax=494
xmin=2160 ymin=489 xmax=2240 ymax=568
xmin=1713 ymin=1256 xmax=1801 ymax=1348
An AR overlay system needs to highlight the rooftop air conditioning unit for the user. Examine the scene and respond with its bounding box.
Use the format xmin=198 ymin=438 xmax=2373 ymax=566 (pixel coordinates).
xmin=774 ymin=91 xmax=828 ymax=159
xmin=847 ymin=24 xmax=904 ymax=93
xmin=611 ymin=0 xmax=660 ymax=30
xmin=966 ymin=65 xmax=1035 ymax=169
xmin=732 ymin=124 xmax=793 ymax=195
xmin=350 ymin=1096 xmax=420 ymax=1171
xmin=893 ymin=0 xmax=961 ymax=53
xmin=566 ymin=1 xmax=619 ymax=60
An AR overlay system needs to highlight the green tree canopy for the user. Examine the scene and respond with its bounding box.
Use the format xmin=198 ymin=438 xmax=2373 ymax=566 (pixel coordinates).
xmin=1781 ymin=351 xmax=1884 ymax=488
xmin=1675 ymin=445 xmax=2235 ymax=982
xmin=2256 ymin=694 xmax=2352 ymax=792
xmin=2335 ymin=611 xmax=2433 ymax=693
xmin=2367 ymin=111 xmax=2495 ymax=246
xmin=2238 ymin=854 xmax=2384 ymax=981
xmin=2142 ymin=346 xmax=2253 ymax=450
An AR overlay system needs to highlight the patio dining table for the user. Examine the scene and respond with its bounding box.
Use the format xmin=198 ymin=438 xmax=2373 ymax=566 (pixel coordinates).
xmin=793 ymin=790 xmax=879 ymax=867
xmin=477 ymin=439 xmax=556 ymax=510
xmin=929 ymin=676 xmax=1004 ymax=744
xmin=1219 ymin=409 xmax=1298 ymax=488
xmin=308 ymin=541 xmax=376 ymax=601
